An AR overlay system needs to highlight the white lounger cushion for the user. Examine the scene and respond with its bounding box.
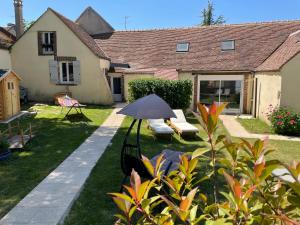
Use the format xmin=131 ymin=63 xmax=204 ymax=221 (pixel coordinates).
xmin=170 ymin=110 xmax=199 ymax=133
xmin=172 ymin=122 xmax=199 ymax=133
xmin=170 ymin=110 xmax=187 ymax=123
xmin=148 ymin=119 xmax=174 ymax=134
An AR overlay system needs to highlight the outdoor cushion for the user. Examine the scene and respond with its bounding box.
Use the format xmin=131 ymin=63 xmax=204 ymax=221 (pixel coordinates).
xmin=150 ymin=149 xmax=189 ymax=174
xmin=170 ymin=110 xmax=187 ymax=123
xmin=148 ymin=119 xmax=174 ymax=134
xmin=169 ymin=110 xmax=199 ymax=133
xmin=172 ymin=122 xmax=199 ymax=133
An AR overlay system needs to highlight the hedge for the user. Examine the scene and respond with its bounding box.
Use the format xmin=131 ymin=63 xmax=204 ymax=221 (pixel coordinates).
xmin=128 ymin=78 xmax=193 ymax=110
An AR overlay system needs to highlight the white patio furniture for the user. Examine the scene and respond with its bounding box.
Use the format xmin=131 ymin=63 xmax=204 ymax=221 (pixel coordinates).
xmin=169 ymin=110 xmax=199 ymax=138
xmin=148 ymin=119 xmax=174 ymax=139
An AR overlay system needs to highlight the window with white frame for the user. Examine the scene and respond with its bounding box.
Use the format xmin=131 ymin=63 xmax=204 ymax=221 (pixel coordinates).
xmin=221 ymin=40 xmax=235 ymax=51
xmin=176 ymin=42 xmax=190 ymax=52
xmin=41 ymin=32 xmax=55 ymax=54
xmin=59 ymin=61 xmax=74 ymax=84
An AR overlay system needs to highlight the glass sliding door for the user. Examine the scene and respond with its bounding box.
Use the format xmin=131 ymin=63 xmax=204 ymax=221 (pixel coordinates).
xmin=199 ymin=76 xmax=244 ymax=114
xmin=220 ymin=80 xmax=242 ymax=111
xmin=200 ymin=81 xmax=220 ymax=106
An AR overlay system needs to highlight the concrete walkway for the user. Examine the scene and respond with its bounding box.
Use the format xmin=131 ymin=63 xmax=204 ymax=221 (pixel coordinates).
xmin=220 ymin=115 xmax=300 ymax=141
xmin=0 ymin=106 xmax=125 ymax=225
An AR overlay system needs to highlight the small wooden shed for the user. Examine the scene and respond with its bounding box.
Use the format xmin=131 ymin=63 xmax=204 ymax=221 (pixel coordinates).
xmin=0 ymin=70 xmax=21 ymax=121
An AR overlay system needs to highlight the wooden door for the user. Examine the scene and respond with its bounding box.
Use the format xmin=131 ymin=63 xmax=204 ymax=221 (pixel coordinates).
xmin=4 ymin=74 xmax=20 ymax=119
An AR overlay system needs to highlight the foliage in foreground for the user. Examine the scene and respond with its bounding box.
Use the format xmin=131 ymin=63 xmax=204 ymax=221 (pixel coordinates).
xmin=128 ymin=79 xmax=192 ymax=110
xmin=110 ymin=103 xmax=300 ymax=225
xmin=267 ymin=105 xmax=300 ymax=136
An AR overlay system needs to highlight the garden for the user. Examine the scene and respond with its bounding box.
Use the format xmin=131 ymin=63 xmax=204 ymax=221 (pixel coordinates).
xmin=62 ymin=79 xmax=300 ymax=224
xmin=0 ymin=79 xmax=299 ymax=224
xmin=238 ymin=105 xmax=300 ymax=137
xmin=0 ymin=104 xmax=112 ymax=218
xmin=63 ymin=103 xmax=300 ymax=225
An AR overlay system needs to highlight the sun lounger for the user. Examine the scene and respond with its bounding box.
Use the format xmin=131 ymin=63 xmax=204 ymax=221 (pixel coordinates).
xmin=148 ymin=119 xmax=174 ymax=139
xmin=57 ymin=95 xmax=86 ymax=118
xmin=169 ymin=110 xmax=199 ymax=138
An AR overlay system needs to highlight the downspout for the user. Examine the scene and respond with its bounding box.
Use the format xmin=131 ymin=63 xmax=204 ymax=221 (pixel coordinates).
xmin=250 ymin=71 xmax=255 ymax=117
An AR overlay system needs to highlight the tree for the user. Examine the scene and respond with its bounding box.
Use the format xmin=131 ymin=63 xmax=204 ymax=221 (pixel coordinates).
xmin=24 ymin=20 xmax=35 ymax=31
xmin=200 ymin=1 xmax=225 ymax=26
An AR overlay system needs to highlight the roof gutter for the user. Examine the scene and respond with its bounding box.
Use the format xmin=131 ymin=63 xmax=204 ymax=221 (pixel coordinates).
xmin=176 ymin=69 xmax=253 ymax=75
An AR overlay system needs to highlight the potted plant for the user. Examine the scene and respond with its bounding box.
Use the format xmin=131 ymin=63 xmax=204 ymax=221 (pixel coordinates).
xmin=0 ymin=136 xmax=11 ymax=161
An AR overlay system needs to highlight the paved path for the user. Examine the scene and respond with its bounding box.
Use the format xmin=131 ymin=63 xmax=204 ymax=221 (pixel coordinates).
xmin=0 ymin=105 xmax=125 ymax=225
xmin=220 ymin=115 xmax=300 ymax=141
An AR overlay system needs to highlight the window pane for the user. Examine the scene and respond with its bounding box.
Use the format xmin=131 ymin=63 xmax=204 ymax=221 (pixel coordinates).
xmin=50 ymin=33 xmax=54 ymax=44
xmin=68 ymin=62 xmax=74 ymax=82
xmin=221 ymin=40 xmax=235 ymax=50
xmin=220 ymin=81 xmax=241 ymax=109
xmin=42 ymin=32 xmax=54 ymax=53
xmin=49 ymin=33 xmax=54 ymax=52
xmin=62 ymin=63 xmax=67 ymax=82
xmin=43 ymin=33 xmax=49 ymax=44
xmin=199 ymin=81 xmax=220 ymax=106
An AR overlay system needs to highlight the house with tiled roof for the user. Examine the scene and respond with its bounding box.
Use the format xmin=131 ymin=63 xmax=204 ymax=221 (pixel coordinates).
xmin=0 ymin=27 xmax=15 ymax=70
xmin=10 ymin=7 xmax=300 ymax=120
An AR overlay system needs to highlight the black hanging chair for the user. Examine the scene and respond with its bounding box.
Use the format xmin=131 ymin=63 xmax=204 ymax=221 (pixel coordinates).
xmin=120 ymin=119 xmax=151 ymax=179
xmin=117 ymin=94 xmax=177 ymax=189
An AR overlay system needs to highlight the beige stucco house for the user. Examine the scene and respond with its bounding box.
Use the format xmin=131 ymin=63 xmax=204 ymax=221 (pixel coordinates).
xmin=10 ymin=7 xmax=300 ymax=120
xmin=0 ymin=27 xmax=15 ymax=70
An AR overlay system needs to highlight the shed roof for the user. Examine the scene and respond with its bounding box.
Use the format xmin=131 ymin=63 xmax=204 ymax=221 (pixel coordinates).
xmin=0 ymin=69 xmax=8 ymax=77
xmin=0 ymin=70 xmax=21 ymax=82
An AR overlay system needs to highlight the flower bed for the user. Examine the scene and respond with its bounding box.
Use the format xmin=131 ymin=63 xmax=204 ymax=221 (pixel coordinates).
xmin=267 ymin=105 xmax=300 ymax=136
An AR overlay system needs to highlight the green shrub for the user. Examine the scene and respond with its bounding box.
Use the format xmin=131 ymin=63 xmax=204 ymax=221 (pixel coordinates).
xmin=267 ymin=105 xmax=300 ymax=136
xmin=0 ymin=137 xmax=9 ymax=154
xmin=109 ymin=103 xmax=300 ymax=225
xmin=128 ymin=79 xmax=193 ymax=110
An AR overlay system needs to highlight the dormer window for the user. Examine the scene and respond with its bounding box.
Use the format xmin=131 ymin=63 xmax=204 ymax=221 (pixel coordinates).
xmin=221 ymin=40 xmax=235 ymax=51
xmin=38 ymin=31 xmax=56 ymax=55
xmin=176 ymin=42 xmax=189 ymax=52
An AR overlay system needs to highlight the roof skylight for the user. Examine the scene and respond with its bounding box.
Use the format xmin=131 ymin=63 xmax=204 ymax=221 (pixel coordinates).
xmin=221 ymin=40 xmax=235 ymax=51
xmin=176 ymin=42 xmax=189 ymax=52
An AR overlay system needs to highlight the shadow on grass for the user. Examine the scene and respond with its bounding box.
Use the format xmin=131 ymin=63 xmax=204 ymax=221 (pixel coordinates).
xmin=64 ymin=117 xmax=223 ymax=225
xmin=65 ymin=113 xmax=92 ymax=123
xmin=0 ymin=105 xmax=112 ymax=219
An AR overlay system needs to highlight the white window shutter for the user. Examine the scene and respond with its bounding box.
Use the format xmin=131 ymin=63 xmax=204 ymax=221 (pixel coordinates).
xmin=49 ymin=60 xmax=58 ymax=84
xmin=73 ymin=60 xmax=81 ymax=84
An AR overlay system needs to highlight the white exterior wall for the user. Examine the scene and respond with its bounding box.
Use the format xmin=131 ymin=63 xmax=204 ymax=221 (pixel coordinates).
xmin=255 ymin=72 xmax=281 ymax=122
xmin=280 ymin=53 xmax=300 ymax=112
xmin=11 ymin=9 xmax=113 ymax=105
xmin=0 ymin=49 xmax=11 ymax=70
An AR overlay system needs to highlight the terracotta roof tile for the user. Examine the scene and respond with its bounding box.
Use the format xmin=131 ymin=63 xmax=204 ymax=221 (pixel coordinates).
xmin=256 ymin=31 xmax=300 ymax=71
xmin=49 ymin=8 xmax=109 ymax=59
xmin=95 ymin=21 xmax=300 ymax=72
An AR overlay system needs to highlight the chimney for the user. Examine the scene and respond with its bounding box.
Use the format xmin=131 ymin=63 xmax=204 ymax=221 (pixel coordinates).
xmin=14 ymin=0 xmax=24 ymax=38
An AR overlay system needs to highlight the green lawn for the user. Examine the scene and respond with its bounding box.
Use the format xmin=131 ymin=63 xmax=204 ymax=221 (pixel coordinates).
xmin=64 ymin=116 xmax=300 ymax=225
xmin=0 ymin=104 xmax=112 ymax=218
xmin=237 ymin=118 xmax=274 ymax=134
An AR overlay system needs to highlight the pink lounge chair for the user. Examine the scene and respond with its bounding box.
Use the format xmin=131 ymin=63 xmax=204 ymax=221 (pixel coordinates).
xmin=57 ymin=95 xmax=86 ymax=118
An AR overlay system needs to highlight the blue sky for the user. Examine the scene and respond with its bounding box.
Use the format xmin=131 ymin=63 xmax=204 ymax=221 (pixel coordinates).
xmin=1 ymin=0 xmax=300 ymax=30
